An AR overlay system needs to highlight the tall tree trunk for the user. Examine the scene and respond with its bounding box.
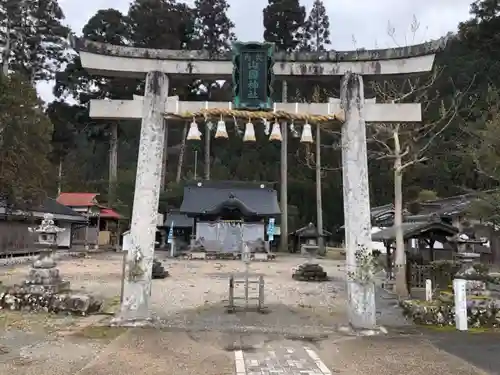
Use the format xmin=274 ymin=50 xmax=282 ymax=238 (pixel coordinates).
xmin=2 ymin=22 xmax=10 ymax=76
xmin=108 ymin=123 xmax=118 ymax=205
xmin=161 ymin=120 xmax=169 ymax=190
xmin=176 ymin=123 xmax=188 ymax=183
xmin=57 ymin=157 xmax=63 ymax=196
xmin=280 ymin=80 xmax=288 ymax=252
xmin=316 ymin=124 xmax=324 ymax=255
xmin=393 ymin=129 xmax=408 ymax=297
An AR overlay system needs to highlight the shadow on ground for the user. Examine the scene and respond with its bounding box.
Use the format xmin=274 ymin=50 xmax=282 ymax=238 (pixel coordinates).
xmin=154 ymin=301 xmax=348 ymax=335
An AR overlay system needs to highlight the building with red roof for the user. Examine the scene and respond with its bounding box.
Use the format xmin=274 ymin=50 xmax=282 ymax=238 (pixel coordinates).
xmin=56 ymin=192 xmax=124 ymax=249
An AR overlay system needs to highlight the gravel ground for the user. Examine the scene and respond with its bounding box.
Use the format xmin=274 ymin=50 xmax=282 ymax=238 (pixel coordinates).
xmin=0 ymin=254 xmax=493 ymax=375
xmin=0 ymin=252 xmax=349 ymax=331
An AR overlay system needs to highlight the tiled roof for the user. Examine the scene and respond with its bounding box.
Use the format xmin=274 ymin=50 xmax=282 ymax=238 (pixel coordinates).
xmin=371 ymin=221 xmax=458 ymax=242
xmin=180 ymin=180 xmax=281 ymax=216
xmin=57 ymin=192 xmax=99 ymax=207
xmin=99 ymin=207 xmax=123 ymax=220
xmin=33 ymin=198 xmax=85 ymax=221
xmin=164 ymin=211 xmax=194 ymax=228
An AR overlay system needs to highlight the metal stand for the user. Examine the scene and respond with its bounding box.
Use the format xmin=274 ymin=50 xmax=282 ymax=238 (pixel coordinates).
xmin=227 ymin=274 xmax=265 ymax=313
xmin=226 ymin=243 xmax=266 ymax=312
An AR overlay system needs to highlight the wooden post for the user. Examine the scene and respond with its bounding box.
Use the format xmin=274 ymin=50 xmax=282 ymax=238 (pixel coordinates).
xmin=280 ymin=80 xmax=288 ymax=252
xmin=161 ymin=119 xmax=169 ymax=191
xmin=228 ymin=274 xmax=234 ymax=312
xmin=204 ymin=124 xmax=210 ymax=180
xmin=258 ymin=275 xmax=264 ymax=311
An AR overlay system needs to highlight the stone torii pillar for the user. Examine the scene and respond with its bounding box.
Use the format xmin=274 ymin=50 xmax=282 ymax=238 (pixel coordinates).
xmin=112 ymin=71 xmax=169 ymax=325
xmin=340 ymin=72 xmax=375 ymax=329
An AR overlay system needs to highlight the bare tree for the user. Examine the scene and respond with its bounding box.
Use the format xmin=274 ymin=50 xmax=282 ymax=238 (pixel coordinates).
xmin=369 ymin=64 xmax=472 ymax=296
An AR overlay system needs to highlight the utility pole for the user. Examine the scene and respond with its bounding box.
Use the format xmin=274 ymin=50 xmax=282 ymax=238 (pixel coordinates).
xmin=280 ymin=80 xmax=288 ymax=252
xmin=315 ymin=124 xmax=324 ymax=254
xmin=161 ymin=120 xmax=169 ymax=190
xmin=194 ymin=150 xmax=198 ymax=180
xmin=108 ymin=123 xmax=118 ymax=205
xmin=204 ymin=125 xmax=210 ymax=180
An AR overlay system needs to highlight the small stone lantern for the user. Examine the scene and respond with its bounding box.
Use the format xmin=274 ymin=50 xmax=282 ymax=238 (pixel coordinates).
xmin=26 ymin=213 xmax=69 ymax=293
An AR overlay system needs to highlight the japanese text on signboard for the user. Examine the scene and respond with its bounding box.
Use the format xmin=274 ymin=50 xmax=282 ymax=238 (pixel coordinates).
xmin=240 ymin=51 xmax=267 ymax=105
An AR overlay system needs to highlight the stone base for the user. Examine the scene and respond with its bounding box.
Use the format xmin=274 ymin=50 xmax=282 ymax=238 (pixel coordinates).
xmin=254 ymin=253 xmax=269 ymax=261
xmin=109 ymin=315 xmax=157 ymax=327
xmin=190 ymin=252 xmax=207 ymax=260
xmin=292 ymin=263 xmax=328 ymax=282
xmin=23 ymin=280 xmax=70 ymax=294
xmin=338 ymin=324 xmax=388 ymax=336
xmin=152 ymin=259 xmax=169 ymax=279
xmin=0 ymin=286 xmax=102 ymax=315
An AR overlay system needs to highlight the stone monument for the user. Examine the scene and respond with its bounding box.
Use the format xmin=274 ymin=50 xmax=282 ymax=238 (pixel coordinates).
xmin=26 ymin=213 xmax=70 ymax=293
xmin=0 ymin=213 xmax=102 ymax=315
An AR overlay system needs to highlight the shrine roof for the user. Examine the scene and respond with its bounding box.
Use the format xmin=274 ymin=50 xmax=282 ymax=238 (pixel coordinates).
xmin=33 ymin=198 xmax=85 ymax=222
xmin=180 ymin=180 xmax=280 ymax=217
xmin=72 ymin=35 xmax=450 ymax=62
xmin=371 ymin=220 xmax=459 ymax=242
xmin=99 ymin=207 xmax=124 ymax=220
xmin=56 ymin=192 xmax=99 ymax=207
xmin=164 ymin=211 xmax=194 ymax=228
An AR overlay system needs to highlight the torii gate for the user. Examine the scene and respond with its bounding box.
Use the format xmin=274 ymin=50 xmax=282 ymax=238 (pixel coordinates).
xmin=73 ymin=37 xmax=447 ymax=329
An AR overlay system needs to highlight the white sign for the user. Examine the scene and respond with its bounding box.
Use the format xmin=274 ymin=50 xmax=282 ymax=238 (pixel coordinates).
xmin=425 ymin=279 xmax=432 ymax=302
xmin=453 ymin=278 xmax=468 ymax=331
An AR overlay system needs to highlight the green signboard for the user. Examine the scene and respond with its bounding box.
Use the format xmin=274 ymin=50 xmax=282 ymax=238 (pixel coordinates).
xmin=232 ymin=42 xmax=274 ymax=110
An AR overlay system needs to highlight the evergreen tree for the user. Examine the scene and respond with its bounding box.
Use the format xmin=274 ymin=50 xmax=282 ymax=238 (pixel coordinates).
xmin=0 ymin=0 xmax=69 ymax=81
xmin=0 ymin=74 xmax=54 ymax=207
xmin=263 ymin=0 xmax=306 ymax=51
xmin=301 ymin=0 xmax=330 ymax=51
xmin=128 ymin=0 xmax=195 ymax=49
xmin=193 ymin=0 xmax=235 ymax=54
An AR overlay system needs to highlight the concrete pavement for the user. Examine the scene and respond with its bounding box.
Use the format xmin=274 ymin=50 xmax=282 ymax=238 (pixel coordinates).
xmin=4 ymin=328 xmax=484 ymax=375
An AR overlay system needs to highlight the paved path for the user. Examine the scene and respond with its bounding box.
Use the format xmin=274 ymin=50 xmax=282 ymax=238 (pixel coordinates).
xmin=428 ymin=331 xmax=500 ymax=374
xmin=235 ymin=342 xmax=331 ymax=375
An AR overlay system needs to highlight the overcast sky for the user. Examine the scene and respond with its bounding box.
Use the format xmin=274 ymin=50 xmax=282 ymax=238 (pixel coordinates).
xmin=39 ymin=0 xmax=474 ymax=102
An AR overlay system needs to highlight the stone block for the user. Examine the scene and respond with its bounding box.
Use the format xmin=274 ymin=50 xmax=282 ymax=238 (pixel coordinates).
xmin=33 ymin=257 xmax=56 ymax=269
xmin=254 ymin=253 xmax=268 ymax=261
xmin=152 ymin=259 xmax=169 ymax=279
xmin=26 ymin=268 xmax=60 ymax=284
xmin=191 ymin=252 xmax=206 ymax=260
xmin=23 ymin=280 xmax=70 ymax=294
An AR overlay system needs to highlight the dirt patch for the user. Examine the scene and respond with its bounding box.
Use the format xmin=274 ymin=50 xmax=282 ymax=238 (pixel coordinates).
xmin=0 ymin=311 xmax=77 ymax=333
xmin=72 ymin=326 xmax=127 ymax=340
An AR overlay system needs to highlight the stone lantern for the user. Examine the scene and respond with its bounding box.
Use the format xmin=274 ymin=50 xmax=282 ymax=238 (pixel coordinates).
xmin=25 ymin=213 xmax=70 ymax=293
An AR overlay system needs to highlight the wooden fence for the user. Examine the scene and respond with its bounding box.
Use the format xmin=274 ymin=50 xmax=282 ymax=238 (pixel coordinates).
xmin=409 ymin=264 xmax=455 ymax=291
